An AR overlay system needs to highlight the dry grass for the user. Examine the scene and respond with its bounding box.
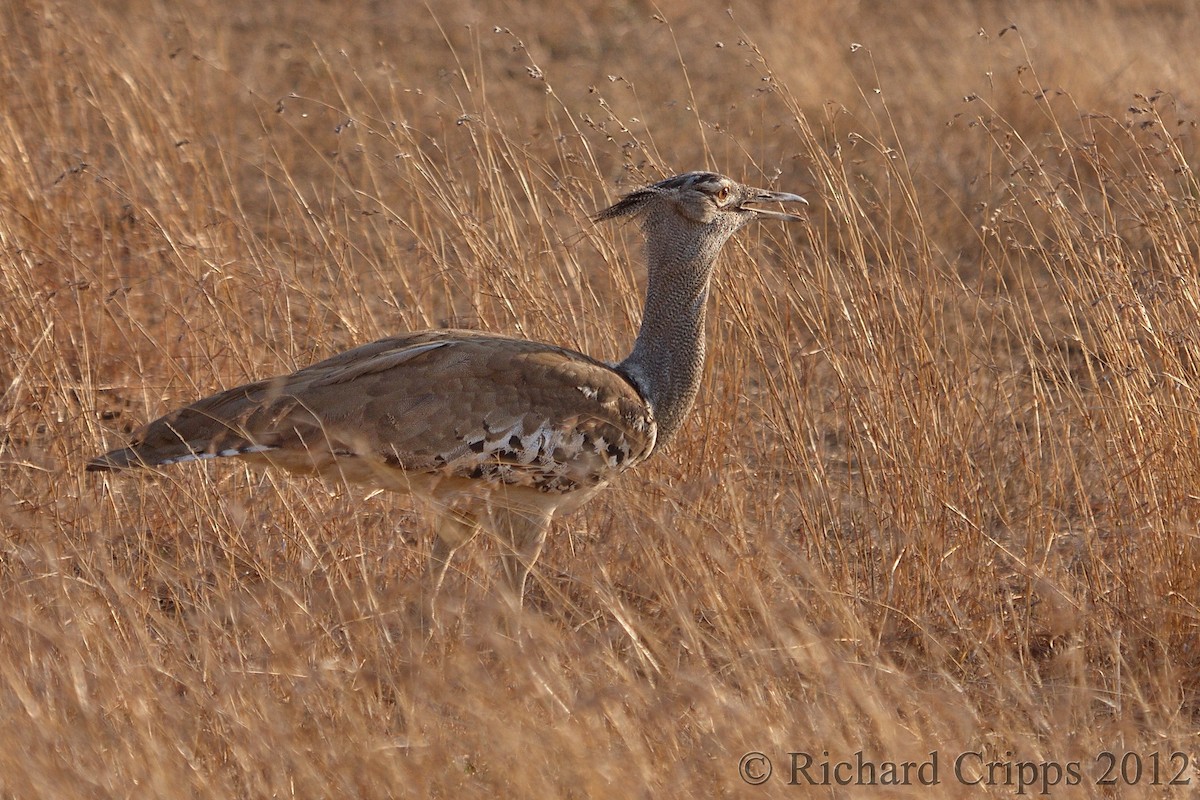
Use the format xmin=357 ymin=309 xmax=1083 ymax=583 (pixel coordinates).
xmin=3 ymin=0 xmax=1200 ymax=796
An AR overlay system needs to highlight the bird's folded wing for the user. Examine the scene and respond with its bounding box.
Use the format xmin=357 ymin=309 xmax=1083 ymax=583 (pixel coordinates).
xmin=89 ymin=331 xmax=657 ymax=490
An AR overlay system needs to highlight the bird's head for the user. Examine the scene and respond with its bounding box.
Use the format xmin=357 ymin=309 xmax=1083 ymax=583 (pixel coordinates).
xmin=594 ymin=171 xmax=807 ymax=233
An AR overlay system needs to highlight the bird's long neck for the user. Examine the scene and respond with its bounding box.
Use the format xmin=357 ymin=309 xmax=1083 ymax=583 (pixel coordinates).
xmin=617 ymin=218 xmax=724 ymax=449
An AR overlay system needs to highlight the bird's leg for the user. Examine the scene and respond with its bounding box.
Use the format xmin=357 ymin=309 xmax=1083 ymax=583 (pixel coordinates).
xmin=423 ymin=509 xmax=480 ymax=629
xmin=490 ymin=506 xmax=552 ymax=612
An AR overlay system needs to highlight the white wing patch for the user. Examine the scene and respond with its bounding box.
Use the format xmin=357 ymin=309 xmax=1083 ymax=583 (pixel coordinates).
xmin=422 ymin=415 xmax=644 ymax=494
xmin=157 ymin=443 xmax=277 ymax=466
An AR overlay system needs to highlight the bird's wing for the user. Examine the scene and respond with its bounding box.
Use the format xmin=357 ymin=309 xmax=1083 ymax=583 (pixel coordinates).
xmin=88 ymin=331 xmax=657 ymax=492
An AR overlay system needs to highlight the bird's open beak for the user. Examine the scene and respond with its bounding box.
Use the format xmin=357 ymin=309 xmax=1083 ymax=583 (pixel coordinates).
xmin=743 ymin=190 xmax=808 ymax=221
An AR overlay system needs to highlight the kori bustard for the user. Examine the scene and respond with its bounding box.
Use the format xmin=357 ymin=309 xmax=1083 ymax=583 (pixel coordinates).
xmin=88 ymin=172 xmax=806 ymax=611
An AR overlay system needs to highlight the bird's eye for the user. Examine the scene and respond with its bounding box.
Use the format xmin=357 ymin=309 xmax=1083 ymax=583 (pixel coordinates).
xmin=715 ymin=186 xmax=731 ymax=203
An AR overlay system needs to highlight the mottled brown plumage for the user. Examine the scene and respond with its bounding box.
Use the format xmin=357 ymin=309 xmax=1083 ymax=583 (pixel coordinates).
xmin=91 ymin=331 xmax=655 ymax=492
xmin=88 ymin=171 xmax=806 ymax=615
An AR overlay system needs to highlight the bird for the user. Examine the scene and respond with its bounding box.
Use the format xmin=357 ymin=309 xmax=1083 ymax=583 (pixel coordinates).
xmin=88 ymin=171 xmax=807 ymax=616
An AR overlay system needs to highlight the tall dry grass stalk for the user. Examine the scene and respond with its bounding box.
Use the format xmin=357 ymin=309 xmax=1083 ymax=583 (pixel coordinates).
xmin=2 ymin=0 xmax=1199 ymax=796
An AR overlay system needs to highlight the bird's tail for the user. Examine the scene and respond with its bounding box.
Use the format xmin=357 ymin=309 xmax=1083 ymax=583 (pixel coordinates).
xmin=87 ymin=379 xmax=283 ymax=472
xmin=86 ymin=439 xmax=277 ymax=471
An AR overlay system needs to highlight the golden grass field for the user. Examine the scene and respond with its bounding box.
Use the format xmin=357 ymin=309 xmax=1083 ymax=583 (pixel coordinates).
xmin=3 ymin=0 xmax=1200 ymax=796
